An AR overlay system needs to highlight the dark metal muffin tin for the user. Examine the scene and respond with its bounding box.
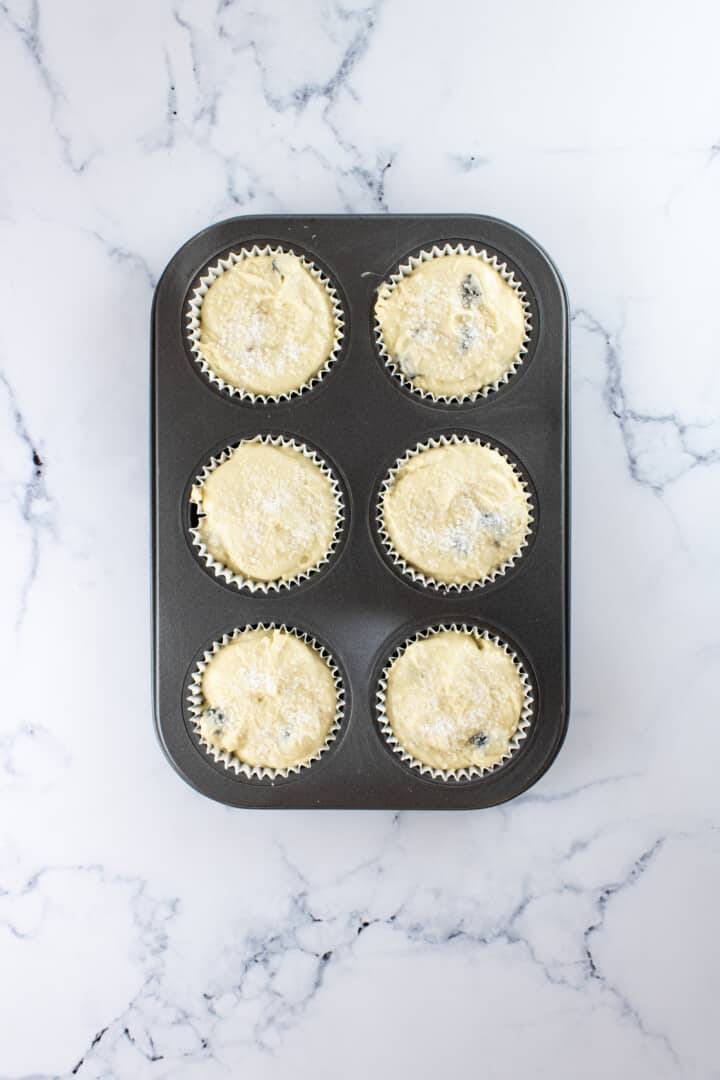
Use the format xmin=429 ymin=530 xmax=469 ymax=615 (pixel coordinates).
xmin=151 ymin=214 xmax=569 ymax=809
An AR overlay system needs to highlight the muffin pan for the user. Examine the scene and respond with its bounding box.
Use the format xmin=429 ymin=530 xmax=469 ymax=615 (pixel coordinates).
xmin=151 ymin=214 xmax=569 ymax=809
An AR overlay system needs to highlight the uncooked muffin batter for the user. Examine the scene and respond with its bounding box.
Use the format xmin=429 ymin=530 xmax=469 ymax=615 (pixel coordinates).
xmin=191 ymin=440 xmax=338 ymax=583
xmin=384 ymin=630 xmax=525 ymax=771
xmin=199 ymin=628 xmax=337 ymax=770
xmin=198 ymin=252 xmax=337 ymax=396
xmin=381 ymin=441 xmax=530 ymax=585
xmin=375 ymin=253 xmax=526 ymax=397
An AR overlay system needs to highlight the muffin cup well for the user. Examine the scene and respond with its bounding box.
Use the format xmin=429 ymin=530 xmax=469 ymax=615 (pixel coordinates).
xmin=376 ymin=432 xmax=534 ymax=593
xmin=189 ymin=434 xmax=346 ymax=593
xmin=375 ymin=623 xmax=534 ymax=782
xmin=187 ymin=624 xmax=345 ymax=781
xmin=186 ymin=244 xmax=345 ymax=403
xmin=374 ymin=242 xmax=532 ymax=404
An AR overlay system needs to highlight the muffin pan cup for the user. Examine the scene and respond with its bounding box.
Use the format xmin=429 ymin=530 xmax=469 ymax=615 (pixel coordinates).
xmin=188 ymin=433 xmax=346 ymax=593
xmin=376 ymin=623 xmax=535 ymax=781
xmin=375 ymin=431 xmax=535 ymax=592
xmin=151 ymin=214 xmax=569 ymax=809
xmin=186 ymin=244 xmax=345 ymax=402
xmin=187 ymin=623 xmax=346 ymax=780
xmin=374 ymin=242 xmax=532 ymax=403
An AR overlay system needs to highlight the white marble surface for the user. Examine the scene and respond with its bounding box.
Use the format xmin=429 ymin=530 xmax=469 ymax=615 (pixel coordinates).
xmin=1 ymin=1 xmax=719 ymax=1076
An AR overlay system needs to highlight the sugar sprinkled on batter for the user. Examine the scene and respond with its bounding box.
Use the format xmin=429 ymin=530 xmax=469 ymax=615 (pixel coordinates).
xmin=376 ymin=253 xmax=526 ymax=397
xmin=384 ymin=630 xmax=525 ymax=771
xmin=192 ymin=440 xmax=338 ymax=584
xmin=199 ymin=628 xmax=337 ymax=771
xmin=382 ymin=441 xmax=530 ymax=585
xmin=198 ymin=252 xmax=337 ymax=396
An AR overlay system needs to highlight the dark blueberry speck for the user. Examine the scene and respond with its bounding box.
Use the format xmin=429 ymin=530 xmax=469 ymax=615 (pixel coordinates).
xmin=397 ymin=353 xmax=421 ymax=379
xmin=458 ymin=324 xmax=477 ymax=352
xmin=204 ymin=706 xmax=226 ymax=735
xmin=460 ymin=273 xmax=482 ymax=308
xmin=469 ymin=731 xmax=488 ymax=748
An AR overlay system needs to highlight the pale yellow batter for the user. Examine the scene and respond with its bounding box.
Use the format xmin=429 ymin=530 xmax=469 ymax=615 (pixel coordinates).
xmin=375 ymin=253 xmax=526 ymax=397
xmin=381 ymin=441 xmax=530 ymax=586
xmin=198 ymin=252 xmax=337 ymax=396
xmin=198 ymin=628 xmax=337 ymax=770
xmin=191 ymin=440 xmax=338 ymax=584
xmin=384 ymin=631 xmax=525 ymax=771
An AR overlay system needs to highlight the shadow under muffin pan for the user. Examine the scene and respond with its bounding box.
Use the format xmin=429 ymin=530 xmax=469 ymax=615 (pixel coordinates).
xmin=151 ymin=214 xmax=569 ymax=809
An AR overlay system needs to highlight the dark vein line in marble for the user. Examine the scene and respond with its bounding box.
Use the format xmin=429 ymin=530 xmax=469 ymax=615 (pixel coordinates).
xmin=0 ymin=369 xmax=54 ymax=627
xmin=122 ymin=1025 xmax=164 ymax=1064
xmin=574 ymin=309 xmax=719 ymax=492
xmin=70 ymin=1026 xmax=109 ymax=1075
xmin=218 ymin=0 xmax=392 ymax=211
xmin=439 ymin=858 xmax=676 ymax=1063
xmin=582 ymin=838 xmax=679 ymax=1064
xmin=367 ymin=154 xmax=394 ymax=210
xmin=173 ymin=6 xmax=219 ymax=131
xmin=382 ymin=840 xmax=679 ymax=1065
xmin=0 ymin=0 xmax=98 ymax=173
xmin=232 ymin=2 xmax=381 ymax=114
xmin=89 ymin=230 xmax=157 ymax=289
xmin=169 ymin=2 xmax=392 ymax=213
xmin=517 ymin=773 xmax=638 ymax=806
xmin=171 ymin=6 xmax=279 ymax=210
xmin=0 ymin=719 xmax=70 ymax=784
xmin=2 ymin=865 xmax=179 ymax=1077
xmin=12 ymin=835 xmax=688 ymax=1076
xmin=152 ymin=48 xmax=179 ymax=151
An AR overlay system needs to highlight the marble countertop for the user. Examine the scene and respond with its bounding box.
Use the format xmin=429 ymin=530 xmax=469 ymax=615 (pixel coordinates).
xmin=1 ymin=2 xmax=718 ymax=1077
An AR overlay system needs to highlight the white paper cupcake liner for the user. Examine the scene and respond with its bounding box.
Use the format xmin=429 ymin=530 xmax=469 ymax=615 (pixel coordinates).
xmin=374 ymin=242 xmax=532 ymax=404
xmin=187 ymin=623 xmax=345 ymax=781
xmin=186 ymin=244 xmax=345 ymax=403
xmin=376 ymin=432 xmax=534 ymax=593
xmin=376 ymin=623 xmax=534 ymax=782
xmin=189 ymin=434 xmax=345 ymax=593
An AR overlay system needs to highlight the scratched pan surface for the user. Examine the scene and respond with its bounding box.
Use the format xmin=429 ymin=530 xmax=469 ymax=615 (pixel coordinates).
xmin=151 ymin=214 xmax=569 ymax=809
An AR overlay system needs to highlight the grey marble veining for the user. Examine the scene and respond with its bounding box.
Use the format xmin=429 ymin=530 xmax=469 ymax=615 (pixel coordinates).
xmin=1 ymin=1 xmax=719 ymax=1077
